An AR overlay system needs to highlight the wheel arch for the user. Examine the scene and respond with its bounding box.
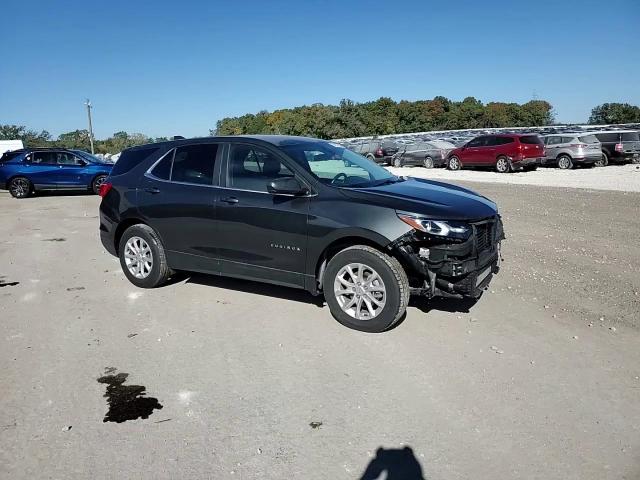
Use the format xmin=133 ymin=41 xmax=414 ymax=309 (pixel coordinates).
xmin=113 ymin=217 xmax=148 ymax=254
xmin=312 ymin=233 xmax=402 ymax=292
xmin=7 ymin=174 xmax=33 ymax=185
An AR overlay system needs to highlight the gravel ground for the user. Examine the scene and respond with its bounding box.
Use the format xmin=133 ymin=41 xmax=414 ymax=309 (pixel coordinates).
xmin=388 ymin=163 xmax=640 ymax=192
xmin=1 ymin=186 xmax=639 ymax=480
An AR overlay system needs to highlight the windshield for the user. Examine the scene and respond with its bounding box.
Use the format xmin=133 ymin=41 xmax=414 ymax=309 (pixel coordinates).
xmin=73 ymin=150 xmax=110 ymax=163
xmin=279 ymin=140 xmax=399 ymax=188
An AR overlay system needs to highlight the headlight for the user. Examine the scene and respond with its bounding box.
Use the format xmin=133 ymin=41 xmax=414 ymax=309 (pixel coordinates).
xmin=398 ymin=213 xmax=470 ymax=239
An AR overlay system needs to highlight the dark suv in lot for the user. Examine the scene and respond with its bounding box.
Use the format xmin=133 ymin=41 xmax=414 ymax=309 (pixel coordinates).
xmin=99 ymin=135 xmax=503 ymax=332
xmin=348 ymin=139 xmax=400 ymax=164
xmin=590 ymin=130 xmax=640 ymax=166
xmin=446 ymin=134 xmax=545 ymax=172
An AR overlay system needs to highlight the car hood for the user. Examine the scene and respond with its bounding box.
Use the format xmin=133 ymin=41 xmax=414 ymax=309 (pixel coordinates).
xmin=339 ymin=177 xmax=498 ymax=221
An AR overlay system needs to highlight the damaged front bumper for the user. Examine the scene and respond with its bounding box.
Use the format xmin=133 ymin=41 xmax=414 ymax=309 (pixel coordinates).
xmin=390 ymin=216 xmax=505 ymax=298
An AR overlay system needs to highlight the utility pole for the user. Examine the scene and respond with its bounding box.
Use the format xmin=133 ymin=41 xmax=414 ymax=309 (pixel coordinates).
xmin=85 ymin=99 xmax=95 ymax=154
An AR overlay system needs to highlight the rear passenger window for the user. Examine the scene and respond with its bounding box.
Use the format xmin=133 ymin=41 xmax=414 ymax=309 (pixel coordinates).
xmin=31 ymin=151 xmax=57 ymax=164
xmin=621 ymin=132 xmax=640 ymax=141
xmin=520 ymin=135 xmax=543 ymax=145
xmin=579 ymin=135 xmax=599 ymax=144
xmin=495 ymin=137 xmax=514 ymax=145
xmin=171 ymin=144 xmax=218 ymax=185
xmin=112 ymin=147 xmax=160 ymax=176
xmin=150 ymin=150 xmax=174 ymax=180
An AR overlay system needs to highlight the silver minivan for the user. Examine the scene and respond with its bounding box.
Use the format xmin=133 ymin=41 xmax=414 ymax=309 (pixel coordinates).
xmin=542 ymin=134 xmax=602 ymax=169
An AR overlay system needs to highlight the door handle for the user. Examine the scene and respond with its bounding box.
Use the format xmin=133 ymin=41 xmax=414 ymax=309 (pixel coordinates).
xmin=144 ymin=187 xmax=160 ymax=194
xmin=221 ymin=196 xmax=239 ymax=204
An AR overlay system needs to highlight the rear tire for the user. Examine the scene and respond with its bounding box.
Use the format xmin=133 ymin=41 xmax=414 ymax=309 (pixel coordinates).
xmin=323 ymin=245 xmax=409 ymax=333
xmin=595 ymin=152 xmax=609 ymax=167
xmin=393 ymin=156 xmax=402 ymax=168
xmin=91 ymin=174 xmax=108 ymax=195
xmin=447 ymin=156 xmax=462 ymax=171
xmin=366 ymin=153 xmax=376 ymax=163
xmin=495 ymin=156 xmax=511 ymax=173
xmin=8 ymin=177 xmax=32 ymax=199
xmin=118 ymin=224 xmax=172 ymax=288
xmin=423 ymin=156 xmax=434 ymax=168
xmin=557 ymin=154 xmax=573 ymax=170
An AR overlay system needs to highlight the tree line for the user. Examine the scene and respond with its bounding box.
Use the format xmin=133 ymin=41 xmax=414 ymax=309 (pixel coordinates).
xmin=0 ymin=125 xmax=168 ymax=154
xmin=2 ymin=101 xmax=639 ymax=152
xmin=213 ymin=97 xmax=555 ymax=139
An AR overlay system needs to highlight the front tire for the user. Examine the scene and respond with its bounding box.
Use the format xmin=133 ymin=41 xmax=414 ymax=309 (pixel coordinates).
xmin=8 ymin=177 xmax=32 ymax=199
xmin=393 ymin=156 xmax=402 ymax=168
xmin=91 ymin=174 xmax=108 ymax=195
xmin=557 ymin=154 xmax=573 ymax=170
xmin=423 ymin=156 xmax=434 ymax=168
xmin=323 ymin=245 xmax=409 ymax=333
xmin=118 ymin=224 xmax=172 ymax=288
xmin=447 ymin=156 xmax=462 ymax=171
xmin=495 ymin=156 xmax=511 ymax=173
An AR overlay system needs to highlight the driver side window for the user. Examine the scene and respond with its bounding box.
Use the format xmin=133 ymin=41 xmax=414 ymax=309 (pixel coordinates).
xmin=56 ymin=152 xmax=84 ymax=165
xmin=228 ymin=145 xmax=294 ymax=193
xmin=467 ymin=137 xmax=484 ymax=147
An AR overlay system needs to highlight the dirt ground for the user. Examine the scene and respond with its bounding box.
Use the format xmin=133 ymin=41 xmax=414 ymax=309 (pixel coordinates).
xmin=1 ymin=183 xmax=639 ymax=480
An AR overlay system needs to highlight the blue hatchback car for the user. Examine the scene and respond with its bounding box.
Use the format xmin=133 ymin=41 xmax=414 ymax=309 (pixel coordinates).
xmin=0 ymin=148 xmax=113 ymax=198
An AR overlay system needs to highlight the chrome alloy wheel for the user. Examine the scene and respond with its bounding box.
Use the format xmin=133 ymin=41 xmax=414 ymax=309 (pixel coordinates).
xmin=10 ymin=178 xmax=30 ymax=197
xmin=124 ymin=236 xmax=153 ymax=279
xmin=333 ymin=263 xmax=386 ymax=320
xmin=496 ymin=157 xmax=510 ymax=172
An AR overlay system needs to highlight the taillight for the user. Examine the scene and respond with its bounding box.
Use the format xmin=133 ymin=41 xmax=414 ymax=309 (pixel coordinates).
xmin=569 ymin=144 xmax=584 ymax=149
xmin=615 ymin=143 xmax=623 ymax=152
xmin=376 ymin=148 xmax=383 ymax=156
xmin=98 ymin=182 xmax=112 ymax=197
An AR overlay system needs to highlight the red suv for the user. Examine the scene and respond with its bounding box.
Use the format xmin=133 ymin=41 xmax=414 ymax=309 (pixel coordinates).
xmin=446 ymin=134 xmax=545 ymax=172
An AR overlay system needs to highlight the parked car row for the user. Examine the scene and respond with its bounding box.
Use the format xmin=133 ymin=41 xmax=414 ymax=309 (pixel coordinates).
xmin=2 ymin=128 xmax=639 ymax=199
xmin=338 ymin=129 xmax=640 ymax=172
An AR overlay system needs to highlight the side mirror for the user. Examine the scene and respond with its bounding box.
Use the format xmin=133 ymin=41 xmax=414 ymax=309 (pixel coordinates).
xmin=267 ymin=176 xmax=308 ymax=196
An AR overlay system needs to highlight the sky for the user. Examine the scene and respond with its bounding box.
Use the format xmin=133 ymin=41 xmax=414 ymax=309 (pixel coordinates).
xmin=1 ymin=0 xmax=639 ymax=139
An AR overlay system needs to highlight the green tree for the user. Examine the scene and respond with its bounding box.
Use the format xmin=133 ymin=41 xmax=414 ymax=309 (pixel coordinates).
xmin=588 ymin=103 xmax=640 ymax=124
xmin=0 ymin=124 xmax=52 ymax=147
xmin=57 ymin=129 xmax=92 ymax=150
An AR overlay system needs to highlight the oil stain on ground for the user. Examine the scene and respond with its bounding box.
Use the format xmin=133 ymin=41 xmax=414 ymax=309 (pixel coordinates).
xmin=43 ymin=238 xmax=66 ymax=242
xmin=97 ymin=369 xmax=163 ymax=423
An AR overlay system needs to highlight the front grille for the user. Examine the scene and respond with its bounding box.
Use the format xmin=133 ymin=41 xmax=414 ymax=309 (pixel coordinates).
xmin=473 ymin=220 xmax=496 ymax=252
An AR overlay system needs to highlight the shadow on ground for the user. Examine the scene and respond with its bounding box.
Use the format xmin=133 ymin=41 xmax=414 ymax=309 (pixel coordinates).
xmin=409 ymin=294 xmax=480 ymax=314
xmin=166 ymin=272 xmax=479 ymax=321
xmin=359 ymin=446 xmax=426 ymax=479
xmin=168 ymin=272 xmax=326 ymax=308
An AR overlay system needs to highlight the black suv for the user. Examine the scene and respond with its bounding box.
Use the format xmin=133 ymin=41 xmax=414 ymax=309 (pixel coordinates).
xmin=590 ymin=130 xmax=640 ymax=165
xmin=99 ymin=135 xmax=503 ymax=332
xmin=348 ymin=139 xmax=400 ymax=164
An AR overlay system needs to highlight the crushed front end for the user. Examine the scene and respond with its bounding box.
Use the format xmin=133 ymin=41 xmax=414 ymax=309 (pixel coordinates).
xmin=390 ymin=215 xmax=505 ymax=298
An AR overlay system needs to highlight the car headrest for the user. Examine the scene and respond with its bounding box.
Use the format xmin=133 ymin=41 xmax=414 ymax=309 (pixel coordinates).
xmin=262 ymin=156 xmax=281 ymax=176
